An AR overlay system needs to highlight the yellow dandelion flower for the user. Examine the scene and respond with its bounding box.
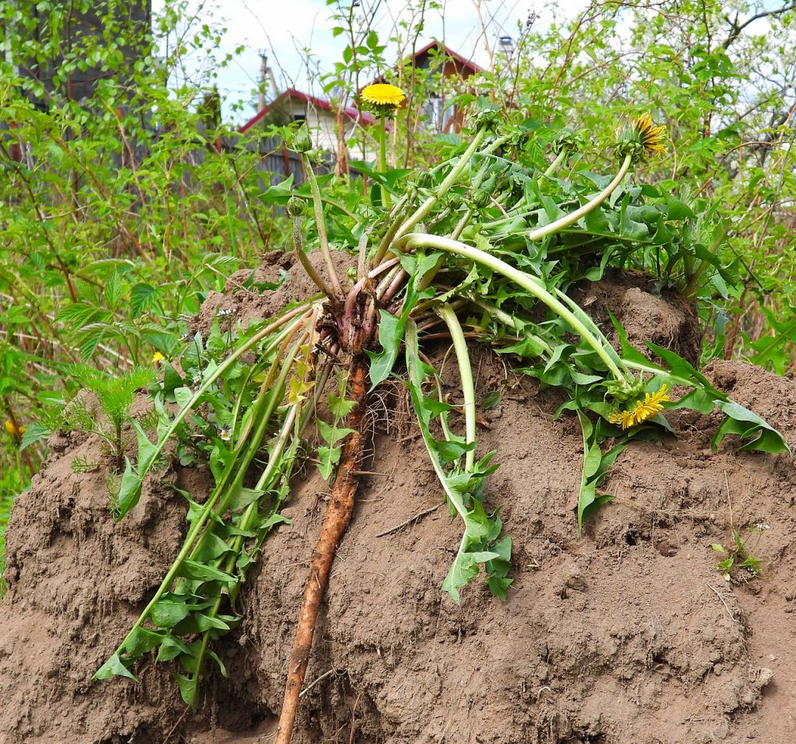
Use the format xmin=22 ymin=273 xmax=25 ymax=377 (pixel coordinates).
xmin=4 ymin=419 xmax=24 ymax=440
xmin=633 ymin=112 xmax=666 ymax=157
xmin=152 ymin=351 xmax=166 ymax=365
xmin=608 ymin=408 xmax=637 ymax=430
xmin=361 ymin=83 xmax=406 ymax=110
xmin=609 ymin=385 xmax=670 ymax=430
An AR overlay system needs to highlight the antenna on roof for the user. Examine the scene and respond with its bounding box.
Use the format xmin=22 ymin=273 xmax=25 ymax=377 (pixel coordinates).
xmin=258 ymin=49 xmax=280 ymax=111
xmin=258 ymin=52 xmax=268 ymax=112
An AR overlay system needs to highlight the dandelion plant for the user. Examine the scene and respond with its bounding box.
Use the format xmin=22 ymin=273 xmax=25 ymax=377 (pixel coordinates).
xmin=95 ymin=102 xmax=788 ymax=744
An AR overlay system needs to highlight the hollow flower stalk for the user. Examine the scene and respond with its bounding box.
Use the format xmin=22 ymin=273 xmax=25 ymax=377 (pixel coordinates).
xmin=361 ymin=83 xmax=406 ymax=208
xmin=529 ymin=113 xmax=666 ymax=242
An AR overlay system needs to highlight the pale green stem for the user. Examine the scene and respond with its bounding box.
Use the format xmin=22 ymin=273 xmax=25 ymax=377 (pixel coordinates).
xmin=371 ymin=133 xmax=491 ymax=269
xmin=396 ymin=233 xmax=628 ymax=383
xmin=185 ymin=331 xmax=307 ymax=565
xmin=464 ymin=295 xmax=555 ymax=356
xmin=371 ymin=200 xmax=411 ymax=269
xmin=622 ymin=359 xmax=692 ymax=389
xmin=99 ymin=314 xmax=317 ymax=670
xmin=392 ymin=128 xmax=489 ymax=244
xmin=378 ymin=115 xmax=392 ymax=209
xmin=481 ymin=133 xmax=512 ymax=156
xmin=465 ymin=295 xmax=517 ymax=331
xmin=542 ymin=149 xmax=567 ymax=180
xmin=126 ymin=304 xmax=312 ymax=490
xmin=528 ymin=154 xmax=632 ymax=242
xmin=191 ymin=353 xmax=330 ymax=695
xmin=429 ymin=366 xmax=455 ymax=443
xmin=437 ymin=304 xmax=477 ymax=472
xmin=405 ymin=322 xmax=470 ymax=527
xmin=301 ymin=152 xmax=344 ymax=298
xmin=451 ymin=208 xmax=473 ymax=240
xmin=553 ymin=288 xmax=615 ymax=351
xmin=292 ymin=216 xmax=334 ymax=297
xmin=186 ymin=402 xmax=302 ymax=706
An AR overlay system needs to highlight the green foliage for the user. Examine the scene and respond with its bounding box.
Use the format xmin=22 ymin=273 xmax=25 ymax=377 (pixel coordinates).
xmin=712 ymin=528 xmax=765 ymax=582
xmin=1 ymin=0 xmax=793 ymax=715
xmin=62 ymin=364 xmax=155 ymax=470
xmin=316 ymin=370 xmax=357 ymax=480
xmin=405 ymin=321 xmax=509 ymax=604
xmin=0 ymin=0 xmax=288 ymax=514
xmin=95 ymin=308 xmax=315 ymax=702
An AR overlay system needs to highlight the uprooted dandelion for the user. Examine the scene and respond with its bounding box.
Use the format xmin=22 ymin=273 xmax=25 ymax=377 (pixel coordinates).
xmin=92 ymin=109 xmax=788 ymax=744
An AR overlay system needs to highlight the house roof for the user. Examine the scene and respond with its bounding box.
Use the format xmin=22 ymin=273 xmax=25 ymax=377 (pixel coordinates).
xmin=412 ymin=40 xmax=485 ymax=75
xmin=238 ymin=88 xmax=375 ymax=133
xmin=367 ymin=40 xmax=484 ymax=86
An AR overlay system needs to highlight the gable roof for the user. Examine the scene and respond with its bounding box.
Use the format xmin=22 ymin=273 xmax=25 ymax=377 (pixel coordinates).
xmin=367 ymin=40 xmax=484 ymax=86
xmin=412 ymin=40 xmax=485 ymax=75
xmin=239 ymin=88 xmax=375 ymax=133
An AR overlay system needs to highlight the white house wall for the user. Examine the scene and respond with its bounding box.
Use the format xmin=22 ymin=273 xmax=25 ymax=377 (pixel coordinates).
xmin=302 ymin=104 xmax=368 ymax=161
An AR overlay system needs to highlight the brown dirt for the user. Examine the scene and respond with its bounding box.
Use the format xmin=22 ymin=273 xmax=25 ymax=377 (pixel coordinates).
xmin=2 ymin=271 xmax=795 ymax=744
xmin=574 ymin=269 xmax=703 ymax=367
xmin=191 ymin=250 xmax=353 ymax=337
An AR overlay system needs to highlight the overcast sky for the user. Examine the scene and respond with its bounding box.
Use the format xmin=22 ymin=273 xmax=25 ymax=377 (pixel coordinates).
xmin=152 ymin=0 xmax=589 ymax=123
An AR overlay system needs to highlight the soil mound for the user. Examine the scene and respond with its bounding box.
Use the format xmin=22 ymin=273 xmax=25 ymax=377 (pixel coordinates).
xmin=1 ymin=270 xmax=794 ymax=744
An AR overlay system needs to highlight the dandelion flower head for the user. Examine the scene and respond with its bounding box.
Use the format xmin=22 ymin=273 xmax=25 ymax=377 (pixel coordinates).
xmin=633 ymin=112 xmax=667 ymax=157
xmin=361 ymin=84 xmax=406 ymax=111
xmin=609 ymin=385 xmax=670 ymax=430
xmin=616 ymin=112 xmax=667 ymax=161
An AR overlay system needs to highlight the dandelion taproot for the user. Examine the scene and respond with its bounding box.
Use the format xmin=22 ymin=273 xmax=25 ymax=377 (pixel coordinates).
xmin=361 ymin=83 xmax=406 ymax=110
xmin=609 ymin=385 xmax=670 ymax=429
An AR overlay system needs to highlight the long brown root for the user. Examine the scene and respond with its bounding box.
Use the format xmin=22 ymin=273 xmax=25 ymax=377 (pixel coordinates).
xmin=275 ymin=356 xmax=369 ymax=744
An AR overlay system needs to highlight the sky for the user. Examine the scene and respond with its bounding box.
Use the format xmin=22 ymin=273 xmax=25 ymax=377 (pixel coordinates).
xmin=152 ymin=0 xmax=589 ymax=123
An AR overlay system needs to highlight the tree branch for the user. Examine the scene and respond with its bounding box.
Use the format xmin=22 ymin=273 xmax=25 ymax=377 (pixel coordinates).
xmin=723 ymin=3 xmax=795 ymax=49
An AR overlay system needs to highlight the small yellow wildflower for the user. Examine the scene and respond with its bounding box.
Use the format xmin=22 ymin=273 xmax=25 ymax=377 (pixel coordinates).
xmin=609 ymin=385 xmax=670 ymax=430
xmin=152 ymin=351 xmax=166 ymax=365
xmin=361 ymin=83 xmax=406 ymax=110
xmin=4 ymin=419 xmax=25 ymax=441
xmin=633 ymin=112 xmax=666 ymax=157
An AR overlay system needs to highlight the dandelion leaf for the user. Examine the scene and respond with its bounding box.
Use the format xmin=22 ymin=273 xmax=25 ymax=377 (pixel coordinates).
xmin=92 ymin=652 xmax=138 ymax=682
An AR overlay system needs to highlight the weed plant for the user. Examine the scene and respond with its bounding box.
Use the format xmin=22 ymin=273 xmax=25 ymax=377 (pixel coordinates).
xmin=90 ymin=105 xmax=787 ymax=744
xmin=0 ymin=0 xmax=794 ymax=739
xmin=2 ymin=0 xmax=795 ymax=550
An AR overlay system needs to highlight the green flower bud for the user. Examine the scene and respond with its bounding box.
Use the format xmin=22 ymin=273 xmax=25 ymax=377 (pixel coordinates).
xmin=292 ymin=126 xmax=312 ymax=153
xmin=286 ymin=196 xmax=307 ymax=217
xmin=446 ymin=193 xmax=464 ymax=210
xmin=514 ymin=129 xmax=532 ymax=150
xmin=551 ymin=128 xmax=581 ymax=155
xmin=472 ymin=108 xmax=499 ymax=132
xmin=604 ymin=374 xmax=646 ymax=402
xmin=471 ymin=189 xmax=491 ymax=209
xmin=614 ymin=128 xmax=646 ymax=162
xmin=414 ymin=171 xmax=434 ymax=190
